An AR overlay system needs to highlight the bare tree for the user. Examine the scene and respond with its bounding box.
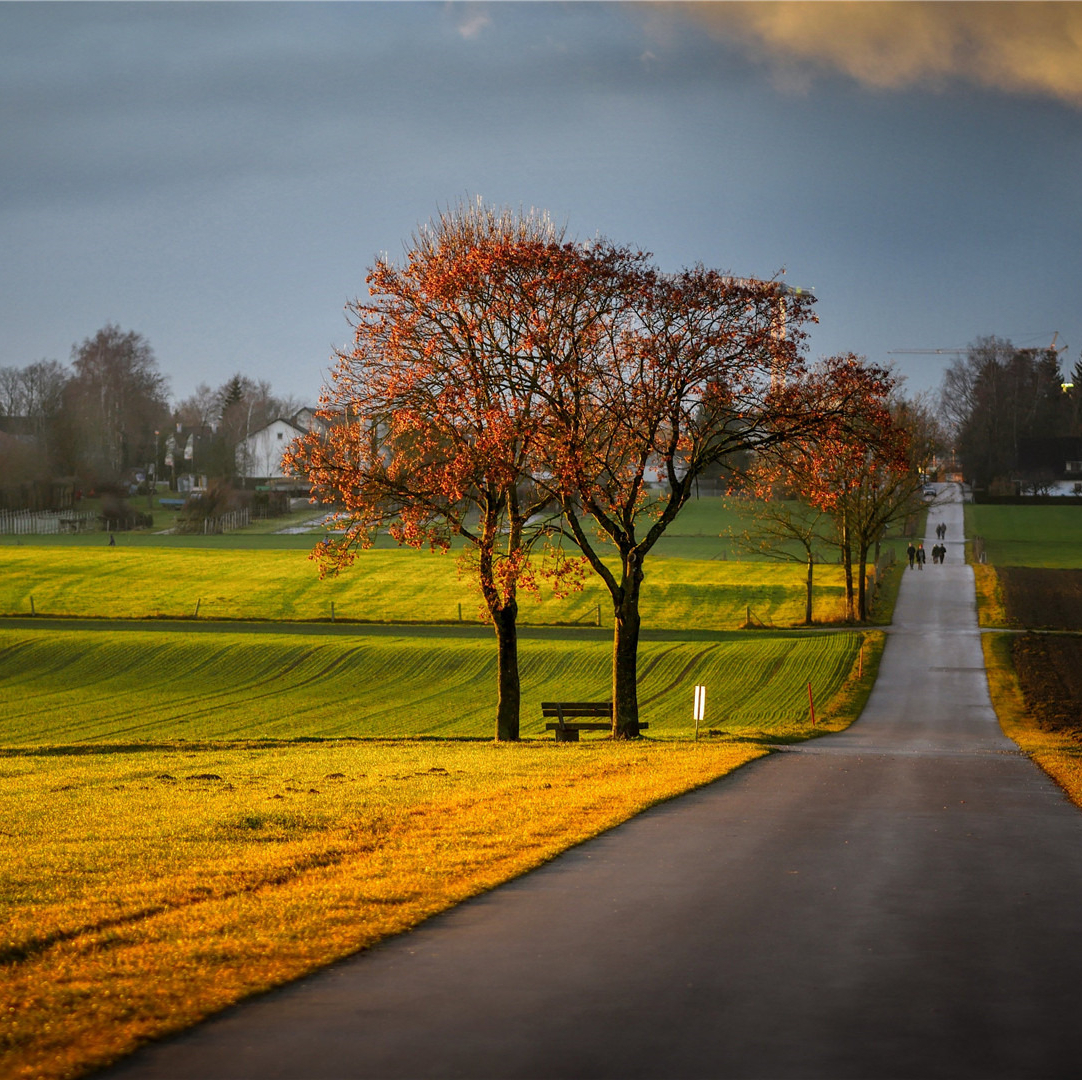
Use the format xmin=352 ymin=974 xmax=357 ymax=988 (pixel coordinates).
xmin=174 ymin=383 xmax=219 ymax=431
xmin=0 ymin=367 xmax=23 ymax=416
xmin=59 ymin=325 xmax=170 ymax=480
xmin=730 ymin=490 xmax=829 ymax=625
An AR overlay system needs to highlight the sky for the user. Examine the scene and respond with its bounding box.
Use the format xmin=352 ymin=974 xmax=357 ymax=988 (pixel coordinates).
xmin=3 ymin=1 xmax=1081 ymax=410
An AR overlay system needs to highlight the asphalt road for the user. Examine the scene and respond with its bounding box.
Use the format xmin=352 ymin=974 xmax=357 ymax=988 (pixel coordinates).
xmin=107 ymin=485 xmax=1082 ymax=1079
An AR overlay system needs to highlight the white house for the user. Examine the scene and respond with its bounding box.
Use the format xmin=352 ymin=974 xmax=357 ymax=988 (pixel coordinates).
xmin=235 ymin=417 xmax=306 ymax=481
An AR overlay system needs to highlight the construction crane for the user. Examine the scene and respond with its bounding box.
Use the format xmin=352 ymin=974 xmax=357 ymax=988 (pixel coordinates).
xmin=891 ymin=334 xmax=1075 ymax=397
xmin=886 ymin=347 xmax=965 ymax=356
xmin=888 ymin=332 xmax=1065 ymax=360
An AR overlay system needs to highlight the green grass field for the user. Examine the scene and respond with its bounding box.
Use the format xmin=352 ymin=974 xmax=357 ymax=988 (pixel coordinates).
xmin=5 ymin=494 xmax=914 ymax=561
xmin=0 ymin=545 xmax=852 ymax=628
xmin=0 ymin=626 xmax=864 ymax=743
xmin=965 ymin=504 xmax=1082 ymax=567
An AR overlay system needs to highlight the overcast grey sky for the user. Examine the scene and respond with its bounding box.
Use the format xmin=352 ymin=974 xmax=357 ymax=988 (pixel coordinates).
xmin=3 ymin=1 xmax=1080 ymax=407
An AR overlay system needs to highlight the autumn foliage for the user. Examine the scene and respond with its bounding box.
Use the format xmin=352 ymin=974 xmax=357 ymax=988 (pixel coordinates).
xmin=287 ymin=204 xmax=609 ymax=739
xmin=762 ymin=356 xmax=917 ymax=622
xmin=289 ymin=200 xmax=894 ymax=738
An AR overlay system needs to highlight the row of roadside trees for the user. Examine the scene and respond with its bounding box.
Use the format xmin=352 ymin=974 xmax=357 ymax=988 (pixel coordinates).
xmin=287 ymin=201 xmax=920 ymax=741
xmin=736 ymin=393 xmax=939 ymax=625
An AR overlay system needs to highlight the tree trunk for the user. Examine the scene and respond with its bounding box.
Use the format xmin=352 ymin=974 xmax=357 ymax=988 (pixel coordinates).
xmin=856 ymin=557 xmax=867 ymax=623
xmin=491 ymin=600 xmax=520 ymax=741
xmin=840 ymin=523 xmax=855 ymax=623
xmin=856 ymin=542 xmax=871 ymax=623
xmin=611 ymin=553 xmax=643 ymax=739
xmin=804 ymin=551 xmax=814 ymax=625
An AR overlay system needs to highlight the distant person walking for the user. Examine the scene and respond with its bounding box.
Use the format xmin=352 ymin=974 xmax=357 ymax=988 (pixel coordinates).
xmin=108 ymin=533 xmax=115 ymax=547
xmin=917 ymin=543 xmax=926 ymax=570
xmin=907 ymin=542 xmax=916 ymax=569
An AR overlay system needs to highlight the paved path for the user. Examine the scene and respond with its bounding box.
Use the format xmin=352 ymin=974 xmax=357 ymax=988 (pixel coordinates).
xmin=108 ymin=485 xmax=1082 ymax=1079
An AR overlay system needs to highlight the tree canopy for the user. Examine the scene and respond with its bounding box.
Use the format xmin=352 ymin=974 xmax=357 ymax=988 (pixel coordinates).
xmin=291 ymin=201 xmax=900 ymax=738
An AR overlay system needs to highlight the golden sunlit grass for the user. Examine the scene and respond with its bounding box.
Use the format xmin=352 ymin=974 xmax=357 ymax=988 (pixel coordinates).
xmin=1 ymin=740 xmax=767 ymax=1080
xmin=971 ymin=563 xmax=1010 ymax=627
xmin=980 ymin=632 xmax=1082 ymax=809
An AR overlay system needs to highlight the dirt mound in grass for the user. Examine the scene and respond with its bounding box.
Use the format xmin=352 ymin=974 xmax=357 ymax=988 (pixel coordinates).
xmin=1012 ymin=633 xmax=1082 ymax=736
xmin=998 ymin=567 xmax=1082 ymax=630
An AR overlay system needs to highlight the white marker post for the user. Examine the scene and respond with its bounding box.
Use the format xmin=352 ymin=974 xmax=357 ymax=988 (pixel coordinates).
xmin=693 ymin=684 xmax=706 ymax=740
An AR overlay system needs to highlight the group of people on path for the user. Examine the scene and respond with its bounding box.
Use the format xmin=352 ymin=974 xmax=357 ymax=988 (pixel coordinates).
xmin=907 ymin=526 xmax=949 ymax=569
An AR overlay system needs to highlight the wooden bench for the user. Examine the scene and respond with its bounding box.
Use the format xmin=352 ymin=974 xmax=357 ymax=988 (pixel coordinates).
xmin=541 ymin=702 xmax=648 ymax=742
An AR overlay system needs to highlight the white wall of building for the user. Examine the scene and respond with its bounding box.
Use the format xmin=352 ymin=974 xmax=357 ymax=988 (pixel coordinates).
xmin=236 ymin=418 xmax=305 ymax=479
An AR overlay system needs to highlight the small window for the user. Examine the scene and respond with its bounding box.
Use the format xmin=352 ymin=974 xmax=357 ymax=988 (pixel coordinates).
xmin=277 ymin=432 xmax=284 ymax=440
xmin=1066 ymin=461 xmax=1082 ymax=473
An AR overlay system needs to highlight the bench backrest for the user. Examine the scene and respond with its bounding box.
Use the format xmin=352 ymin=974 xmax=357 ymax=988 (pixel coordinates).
xmin=541 ymin=702 xmax=613 ymax=719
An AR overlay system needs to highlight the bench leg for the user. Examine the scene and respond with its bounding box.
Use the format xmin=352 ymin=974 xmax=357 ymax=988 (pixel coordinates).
xmin=554 ymin=727 xmax=579 ymax=743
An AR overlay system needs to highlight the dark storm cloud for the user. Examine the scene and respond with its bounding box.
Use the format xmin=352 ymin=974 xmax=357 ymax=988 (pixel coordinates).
xmin=1 ymin=3 xmax=704 ymax=209
xmin=2 ymin=2 xmax=1079 ymax=400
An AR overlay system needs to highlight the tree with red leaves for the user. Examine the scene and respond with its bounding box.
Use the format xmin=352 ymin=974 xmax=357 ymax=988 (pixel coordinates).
xmin=777 ymin=356 xmax=916 ymax=623
xmin=535 ymin=267 xmax=836 ymax=737
xmin=290 ymin=198 xmax=894 ymax=740
xmin=285 ymin=202 xmax=630 ymax=740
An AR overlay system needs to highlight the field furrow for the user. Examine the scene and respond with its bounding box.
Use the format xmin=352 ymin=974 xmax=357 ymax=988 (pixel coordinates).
xmin=0 ymin=628 xmax=863 ymax=743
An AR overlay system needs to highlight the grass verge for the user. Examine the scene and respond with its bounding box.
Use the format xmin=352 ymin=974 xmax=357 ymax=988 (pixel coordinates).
xmin=972 ymin=564 xmax=1010 ymax=627
xmin=0 ymin=740 xmax=763 ymax=1080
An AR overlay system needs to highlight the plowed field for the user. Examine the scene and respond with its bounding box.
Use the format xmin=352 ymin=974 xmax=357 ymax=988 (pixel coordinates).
xmin=997 ymin=567 xmax=1082 ymax=630
xmin=998 ymin=566 xmax=1082 ymax=738
xmin=1012 ymin=633 xmax=1082 ymax=735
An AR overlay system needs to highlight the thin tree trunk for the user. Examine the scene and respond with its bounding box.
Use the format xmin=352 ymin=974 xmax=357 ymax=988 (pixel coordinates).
xmin=805 ymin=551 xmax=814 ymax=625
xmin=856 ymin=541 xmax=873 ymax=623
xmin=841 ymin=522 xmax=855 ymax=623
xmin=856 ymin=552 xmax=867 ymax=623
